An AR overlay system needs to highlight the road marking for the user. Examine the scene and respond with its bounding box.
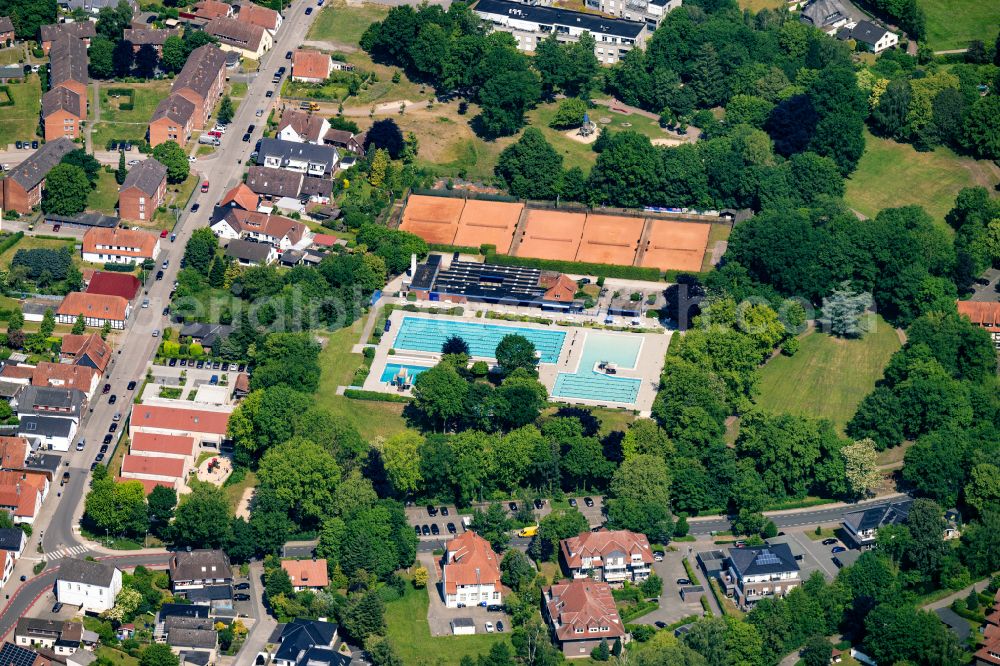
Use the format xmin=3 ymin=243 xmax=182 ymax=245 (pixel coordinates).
xmin=42 ymin=545 xmax=90 ymax=561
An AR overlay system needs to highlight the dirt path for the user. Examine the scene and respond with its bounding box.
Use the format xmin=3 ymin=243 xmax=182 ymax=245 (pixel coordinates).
xmin=301 ymin=39 xmax=357 ymax=52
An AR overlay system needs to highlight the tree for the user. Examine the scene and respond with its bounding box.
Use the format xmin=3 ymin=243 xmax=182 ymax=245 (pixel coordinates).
xmin=441 ymin=335 xmax=470 ymax=356
xmin=135 ymin=43 xmax=159 ymax=78
xmin=494 ymin=128 xmax=563 ymax=200
xmin=606 ymin=454 xmax=673 ymax=543
xmin=413 ymin=362 xmax=468 ymax=431
xmin=725 ymin=95 xmax=774 ymax=129
xmin=161 ymin=35 xmax=188 ymax=73
xmin=870 ymin=78 xmax=911 ymax=140
xmin=495 ymin=334 xmax=538 ymax=375
xmin=821 ymin=281 xmax=872 ymax=337
xmin=801 ymin=637 xmax=832 ymax=666
xmin=258 ymin=437 xmax=341 ymax=526
xmin=62 ymin=149 xmax=100 ymax=184
xmin=227 ymin=385 xmax=312 ymax=460
xmin=364 ymin=118 xmax=405 ymax=159
xmin=960 ymin=508 xmax=1000 ymax=576
xmin=40 ymin=308 xmax=55 ymax=338
xmin=250 ymin=333 xmax=322 ymax=392
xmin=342 ymin=591 xmax=386 ymax=643
xmin=116 ymin=151 xmax=127 ymax=185
xmin=687 ymin=44 xmax=724 ymax=107
xmin=470 ymin=503 xmax=511 ymax=553
xmin=265 ymin=566 xmax=293 ymax=600
xmin=842 ymin=438 xmax=880 ymax=498
xmin=591 ymin=639 xmax=610 ymax=662
xmin=531 ymin=509 xmax=589 ymax=561
xmin=0 ymin=0 xmax=56 ymax=40
xmin=864 ymin=603 xmax=961 ymax=666
xmin=218 ymin=96 xmax=235 ymax=125
xmin=476 ymin=69 xmax=541 ymax=139
xmin=172 ymin=484 xmax=232 ymax=549
xmin=549 ymin=97 xmax=589 ymax=129
xmin=208 ymin=256 xmax=226 ymax=288
xmin=586 ymin=131 xmax=663 ymax=208
xmin=963 ymin=96 xmax=1000 ymax=159
xmin=904 ymin=498 xmax=950 ymax=582
xmin=84 ymin=479 xmax=148 ymax=537
xmin=42 ymin=164 xmax=89 ymax=215
xmin=112 ymin=38 xmax=134 ymax=77
xmin=151 ymin=141 xmax=190 ymax=184
xmin=147 ymin=485 xmax=176 ymax=538
xmin=72 ymin=314 xmax=86 ymax=335
xmin=96 ymin=0 xmax=133 ymax=40
xmin=139 ymin=644 xmax=179 ymax=666
xmin=89 ymin=36 xmax=115 ymax=79
xmin=183 ymin=228 xmax=217 ymax=274
xmin=500 ymin=549 xmax=535 ymax=593
xmin=964 ymin=463 xmax=1000 ymax=516
xmin=375 ymin=432 xmax=423 ymax=497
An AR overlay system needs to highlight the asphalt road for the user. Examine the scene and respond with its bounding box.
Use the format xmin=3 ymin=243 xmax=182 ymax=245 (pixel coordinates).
xmin=0 ymin=0 xmax=321 ymax=636
xmin=687 ymin=495 xmax=910 ymax=535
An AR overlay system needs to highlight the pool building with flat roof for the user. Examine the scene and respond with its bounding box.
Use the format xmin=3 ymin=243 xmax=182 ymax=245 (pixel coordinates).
xmin=362 ymin=310 xmax=670 ymax=414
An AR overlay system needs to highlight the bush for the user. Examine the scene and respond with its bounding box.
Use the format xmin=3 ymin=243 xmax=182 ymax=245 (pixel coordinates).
xmin=0 ymin=232 xmax=24 ymax=255
xmin=628 ymin=624 xmax=655 ymax=642
xmin=0 ymin=86 xmax=13 ymax=107
xmin=343 ymin=389 xmax=411 ymax=403
xmin=781 ymin=337 xmax=800 ymax=356
xmin=103 ymin=262 xmax=137 ymax=272
xmin=106 ymin=88 xmax=135 ymax=111
xmin=484 ymin=251 xmax=662 ymax=281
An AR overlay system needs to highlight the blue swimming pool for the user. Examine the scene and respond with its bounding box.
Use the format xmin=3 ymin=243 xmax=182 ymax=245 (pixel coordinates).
xmin=552 ymin=332 xmax=642 ymax=404
xmin=379 ymin=363 xmax=431 ymax=383
xmin=393 ymin=317 xmax=567 ymax=364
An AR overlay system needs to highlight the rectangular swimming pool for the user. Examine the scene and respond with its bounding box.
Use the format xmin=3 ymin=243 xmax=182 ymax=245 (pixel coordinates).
xmin=393 ymin=317 xmax=567 ymax=364
xmin=379 ymin=362 xmax=432 ymax=383
xmin=552 ymin=332 xmax=642 ymax=404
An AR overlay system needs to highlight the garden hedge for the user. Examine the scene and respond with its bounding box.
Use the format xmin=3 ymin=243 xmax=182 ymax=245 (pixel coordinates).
xmin=484 ymin=251 xmax=663 ymax=281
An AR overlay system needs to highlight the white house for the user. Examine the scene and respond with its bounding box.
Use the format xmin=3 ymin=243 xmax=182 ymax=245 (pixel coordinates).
xmin=0 ymin=551 xmax=12 ymax=589
xmin=277 ymin=110 xmax=331 ymax=145
xmin=257 ymin=138 xmax=339 ymax=177
xmin=56 ymin=558 xmax=123 ymax=613
xmin=81 ymin=227 xmax=160 ymax=265
xmin=210 ymin=209 xmax=310 ymax=251
xmin=726 ymin=545 xmax=800 ymax=609
xmin=441 ymin=531 xmax=502 ymax=609
xmin=845 ymin=20 xmax=898 ymax=53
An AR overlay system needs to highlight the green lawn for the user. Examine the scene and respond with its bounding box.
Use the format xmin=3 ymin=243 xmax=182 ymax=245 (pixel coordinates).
xmin=314 ymin=315 xmax=411 ymax=440
xmin=0 ymin=235 xmax=75 ymax=270
xmin=920 ymin=0 xmax=1000 ymax=51
xmin=845 ymin=130 xmax=999 ymax=226
xmin=384 ymin=580 xmax=509 ymax=666
xmin=92 ymin=122 xmax=149 ymax=150
xmin=756 ymin=316 xmax=901 ymax=432
xmin=100 ymin=81 xmax=172 ymax=123
xmin=87 ymin=170 xmax=120 ymax=215
xmin=0 ymin=46 xmax=25 ymax=65
xmin=229 ymin=81 xmax=248 ymax=98
xmin=0 ymin=75 xmax=42 ymax=147
xmin=95 ymin=647 xmax=139 ymax=666
xmin=307 ymin=1 xmax=389 ymax=44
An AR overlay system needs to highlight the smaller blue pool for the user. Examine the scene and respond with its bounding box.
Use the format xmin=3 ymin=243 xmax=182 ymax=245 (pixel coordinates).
xmin=380 ymin=363 xmax=431 ymax=383
xmin=552 ymin=332 xmax=642 ymax=404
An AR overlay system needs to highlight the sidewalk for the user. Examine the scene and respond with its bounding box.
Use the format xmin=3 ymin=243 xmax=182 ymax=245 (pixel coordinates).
xmin=923 ymin=578 xmax=991 ymax=611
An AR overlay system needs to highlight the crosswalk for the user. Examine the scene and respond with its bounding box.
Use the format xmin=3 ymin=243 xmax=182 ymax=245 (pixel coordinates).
xmin=42 ymin=545 xmax=91 ymax=562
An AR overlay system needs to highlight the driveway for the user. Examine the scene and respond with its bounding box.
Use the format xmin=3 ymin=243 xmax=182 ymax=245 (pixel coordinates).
xmin=417 ymin=552 xmax=508 ymax=638
xmin=969 ymin=268 xmax=999 ymax=302
xmin=781 ymin=530 xmax=840 ymax=581
xmin=634 ymin=551 xmax=704 ymax=626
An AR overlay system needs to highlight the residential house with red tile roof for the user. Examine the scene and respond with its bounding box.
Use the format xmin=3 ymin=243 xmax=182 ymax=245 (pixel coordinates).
xmin=211 ymin=208 xmax=310 ymax=251
xmin=0 ymin=16 xmax=14 ymax=45
xmin=170 ymin=44 xmax=227 ymax=130
xmin=0 ymin=470 xmax=50 ymax=524
xmin=59 ymin=333 xmax=111 ymax=372
xmin=56 ymin=293 xmax=130 ymax=330
xmin=0 ymin=437 xmax=29 ymax=469
xmin=560 ymin=529 xmax=653 ymax=584
xmin=235 ymin=3 xmax=281 ymax=33
xmin=441 ymin=531 xmax=502 ymax=609
xmin=0 ymin=362 xmax=99 ymax=398
xmin=189 ymin=0 xmax=233 ymax=20
xmin=129 ymin=405 xmax=230 ymax=448
xmin=86 ymin=272 xmax=142 ymax=302
xmin=291 ymin=50 xmax=332 ymax=83
xmin=281 ymin=559 xmax=329 ymax=591
xmin=0 ymin=138 xmax=76 ymax=214
xmin=975 ymin=590 xmax=1000 ymax=666
xmin=120 ymin=454 xmax=187 ymax=490
xmin=218 ymin=183 xmax=260 ymax=212
xmin=41 ymin=87 xmax=84 ymax=141
xmin=957 ymin=300 xmax=1000 ymax=351
xmin=82 ymin=227 xmax=160 ymax=265
xmin=543 ymin=580 xmax=625 ymax=658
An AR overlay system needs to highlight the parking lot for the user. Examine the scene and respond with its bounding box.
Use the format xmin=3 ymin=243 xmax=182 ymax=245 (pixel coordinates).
xmin=635 ymin=550 xmax=706 ymax=626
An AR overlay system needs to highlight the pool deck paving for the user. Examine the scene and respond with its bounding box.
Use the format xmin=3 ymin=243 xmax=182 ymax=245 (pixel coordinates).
xmin=361 ymin=308 xmax=669 ymax=414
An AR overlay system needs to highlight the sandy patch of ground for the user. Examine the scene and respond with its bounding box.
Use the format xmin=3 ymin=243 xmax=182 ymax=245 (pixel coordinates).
xmin=235 ymin=487 xmax=254 ymax=520
xmin=564 ymin=128 xmax=598 ymax=144
xmin=196 ymin=453 xmax=233 ymax=484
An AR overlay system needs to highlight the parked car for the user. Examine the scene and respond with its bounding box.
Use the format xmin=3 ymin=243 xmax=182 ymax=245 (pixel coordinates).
xmin=653 ymin=553 xmax=663 ymax=562
xmin=168 ymin=358 xmax=177 ymax=367
xmin=832 ymin=546 xmax=847 ymax=553
xmin=583 ymin=497 xmax=594 ymax=507
xmin=568 ymin=498 xmax=577 ymax=507
xmin=242 ymin=133 xmax=251 ymax=142
xmin=201 ymin=180 xmax=210 ymax=192
xmin=108 ymin=394 xmax=117 ymax=405
xmin=103 ymin=384 xmax=111 ymax=394
xmin=486 ymin=604 xmax=502 ymax=612
xmin=95 ymin=453 xmax=105 ymax=462
xmin=676 ymin=578 xmax=691 ymax=585
xmin=76 ymin=440 xmax=85 ymax=451
xmin=508 ymin=502 xmax=518 ymax=512
xmin=266 ymin=90 xmax=273 ymax=98
xmin=285 ymin=50 xmax=292 ymax=59
xmin=447 ymin=522 xmax=456 ymax=534
xmin=90 ymin=462 xmax=98 ymax=471
xmin=305 ymin=6 xmax=312 ymax=13
xmin=430 ymin=524 xmax=440 ymax=535
xmin=440 ymin=506 xmax=449 ymax=516
xmin=821 ymin=538 xmax=839 ymax=546
xmin=108 ymin=423 xmax=117 ymax=433
xmin=421 ymin=525 xmax=430 ymax=536
xmin=235 ymin=582 xmax=250 ymax=590
xmin=427 ymin=505 xmax=438 ymax=516
xmin=156 ymin=270 xmax=164 ymax=280
xmin=234 ymin=593 xmax=250 ymax=601
xmin=103 ymin=434 xmax=113 ymax=445
xmin=484 ymin=622 xmax=494 ymax=633
xmin=414 ymin=525 xmax=421 ymax=536
xmin=534 ymin=498 xmax=544 ymax=510
xmin=113 ymin=412 xmax=121 ymax=422
xmin=160 ymin=229 xmax=169 ymax=238
xmin=496 ymin=621 xmax=504 ymax=632
xmin=31 ymin=141 xmax=38 ymax=149
xmin=51 ymin=602 xmax=62 ymax=613
xmin=127 ymin=381 xmax=137 ymax=391
xmin=52 ymin=224 xmax=60 ymax=231
xmin=191 ymin=203 xmax=200 ymax=213
xmin=100 ymin=444 xmax=109 ymax=454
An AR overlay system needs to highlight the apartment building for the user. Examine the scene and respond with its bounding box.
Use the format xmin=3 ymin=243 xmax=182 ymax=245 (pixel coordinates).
xmin=118 ymin=158 xmax=168 ymax=222
xmin=560 ymin=529 xmax=653 ymax=584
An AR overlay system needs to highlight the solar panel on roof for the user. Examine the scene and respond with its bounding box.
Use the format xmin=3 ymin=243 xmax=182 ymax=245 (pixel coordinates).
xmin=754 ymin=550 xmax=782 ymax=566
xmin=0 ymin=643 xmax=44 ymax=666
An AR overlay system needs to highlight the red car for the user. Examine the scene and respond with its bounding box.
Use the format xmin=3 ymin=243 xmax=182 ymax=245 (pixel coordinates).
xmin=160 ymin=229 xmax=169 ymax=238
xmin=201 ymin=180 xmax=210 ymax=192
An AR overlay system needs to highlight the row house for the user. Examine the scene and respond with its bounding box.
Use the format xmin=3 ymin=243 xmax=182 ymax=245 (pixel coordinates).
xmin=47 ymin=36 xmax=88 ymax=111
xmin=235 ymin=2 xmax=281 ymax=34
xmin=118 ymin=158 xmax=168 ymax=222
xmin=1 ymin=137 xmax=76 ymax=214
xmin=0 ymin=361 xmax=99 ymax=398
xmin=147 ymin=43 xmax=226 ymax=146
xmin=123 ymin=27 xmax=180 ymax=55
xmin=41 ymin=87 xmax=84 ymax=141
xmin=82 ymin=226 xmax=161 ymax=264
xmin=39 ymin=21 xmax=95 ymax=53
xmin=129 ymin=404 xmax=231 ymax=449
xmin=60 ymin=332 xmax=112 ymax=373
xmin=245 ymin=165 xmax=333 ymax=203
xmin=560 ymin=529 xmax=653 ymax=584
xmin=149 ymin=93 xmax=196 ymax=148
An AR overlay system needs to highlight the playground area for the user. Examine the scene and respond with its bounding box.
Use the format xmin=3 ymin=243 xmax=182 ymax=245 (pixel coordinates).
xmin=195 ymin=453 xmax=233 ymax=484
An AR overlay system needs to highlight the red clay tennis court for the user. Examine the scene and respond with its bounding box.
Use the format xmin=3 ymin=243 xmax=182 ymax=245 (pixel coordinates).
xmin=452 ymin=200 xmax=523 ymax=253
xmin=515 ymin=210 xmax=587 ymax=261
xmin=640 ymin=219 xmax=711 ymax=272
xmin=399 ymin=195 xmax=466 ymax=245
xmin=575 ymin=214 xmax=643 ymax=266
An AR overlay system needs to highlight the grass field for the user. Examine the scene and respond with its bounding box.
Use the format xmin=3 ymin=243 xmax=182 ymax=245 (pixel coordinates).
xmin=315 ymin=316 xmax=411 ymax=440
xmin=920 ymin=0 xmax=1000 ymax=51
xmin=384 ymin=579 xmax=509 ymax=666
xmin=756 ymin=316 xmax=901 ymax=432
xmin=92 ymin=122 xmax=149 ymax=149
xmin=737 ymin=0 xmax=785 ymax=10
xmin=100 ymin=81 xmax=172 ymax=123
xmin=0 ymin=75 xmax=41 ymax=147
xmin=95 ymin=647 xmax=138 ymax=666
xmin=87 ymin=170 xmax=120 ymax=215
xmin=0 ymin=46 xmax=24 ymax=65
xmin=845 ymin=130 xmax=1000 ymax=226
xmin=0 ymin=236 xmax=75 ymax=270
xmin=307 ymin=1 xmax=388 ymax=45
